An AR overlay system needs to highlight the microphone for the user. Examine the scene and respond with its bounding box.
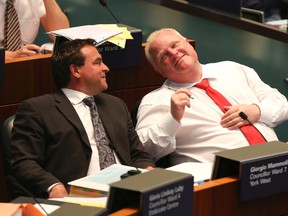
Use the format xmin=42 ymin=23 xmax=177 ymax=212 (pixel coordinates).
xmin=120 ymin=168 xmax=141 ymax=179
xmin=99 ymin=0 xmax=120 ymax=23
xmin=239 ymin=111 xmax=267 ymax=142
xmin=7 ymin=175 xmax=49 ymax=215
xmin=239 ymin=111 xmax=250 ymax=123
xmin=109 ymin=143 xmax=142 ymax=179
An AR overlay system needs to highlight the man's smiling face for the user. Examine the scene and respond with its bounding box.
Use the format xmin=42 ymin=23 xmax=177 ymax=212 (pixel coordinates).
xmin=149 ymin=30 xmax=201 ymax=83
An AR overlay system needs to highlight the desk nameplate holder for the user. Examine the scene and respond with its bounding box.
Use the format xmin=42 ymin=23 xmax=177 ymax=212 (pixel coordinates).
xmin=107 ymin=168 xmax=193 ymax=216
xmin=212 ymin=141 xmax=288 ymax=201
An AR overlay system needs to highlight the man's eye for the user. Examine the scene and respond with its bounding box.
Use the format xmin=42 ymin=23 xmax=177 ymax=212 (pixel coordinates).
xmin=160 ymin=56 xmax=167 ymax=63
xmin=172 ymin=43 xmax=179 ymax=48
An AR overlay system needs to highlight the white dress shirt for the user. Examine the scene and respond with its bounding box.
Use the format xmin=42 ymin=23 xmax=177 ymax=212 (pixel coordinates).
xmin=0 ymin=0 xmax=45 ymax=46
xmin=136 ymin=61 xmax=288 ymax=165
xmin=62 ymin=89 xmax=120 ymax=175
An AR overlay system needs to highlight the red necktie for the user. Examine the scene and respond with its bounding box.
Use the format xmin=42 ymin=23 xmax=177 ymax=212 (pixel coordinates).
xmin=195 ymin=78 xmax=266 ymax=145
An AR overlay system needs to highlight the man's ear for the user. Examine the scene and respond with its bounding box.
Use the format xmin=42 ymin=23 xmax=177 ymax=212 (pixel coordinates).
xmin=70 ymin=64 xmax=80 ymax=78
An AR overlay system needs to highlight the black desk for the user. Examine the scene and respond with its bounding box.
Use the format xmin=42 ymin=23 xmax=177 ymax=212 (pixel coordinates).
xmin=12 ymin=196 xmax=107 ymax=216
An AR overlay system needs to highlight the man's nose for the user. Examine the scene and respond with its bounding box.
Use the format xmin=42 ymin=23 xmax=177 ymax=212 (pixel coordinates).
xmin=167 ymin=48 xmax=179 ymax=62
xmin=168 ymin=48 xmax=178 ymax=56
xmin=102 ymin=63 xmax=110 ymax=73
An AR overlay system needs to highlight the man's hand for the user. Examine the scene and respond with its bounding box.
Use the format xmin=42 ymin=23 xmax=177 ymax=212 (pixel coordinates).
xmin=49 ymin=184 xmax=68 ymax=198
xmin=221 ymin=104 xmax=261 ymax=129
xmin=145 ymin=166 xmax=154 ymax=170
xmin=170 ymin=89 xmax=192 ymax=122
xmin=5 ymin=44 xmax=42 ymax=59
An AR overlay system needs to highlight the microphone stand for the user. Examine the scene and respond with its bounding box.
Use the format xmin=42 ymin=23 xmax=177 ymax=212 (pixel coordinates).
xmin=8 ymin=175 xmax=50 ymax=215
xmin=99 ymin=0 xmax=120 ymax=23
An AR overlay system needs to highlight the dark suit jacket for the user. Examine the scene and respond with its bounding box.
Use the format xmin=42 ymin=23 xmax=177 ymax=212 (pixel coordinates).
xmin=10 ymin=91 xmax=154 ymax=197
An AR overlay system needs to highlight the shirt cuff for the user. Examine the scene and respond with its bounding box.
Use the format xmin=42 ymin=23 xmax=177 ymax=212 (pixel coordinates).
xmin=47 ymin=182 xmax=63 ymax=194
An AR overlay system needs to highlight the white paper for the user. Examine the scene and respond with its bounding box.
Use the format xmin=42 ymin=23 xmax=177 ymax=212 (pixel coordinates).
xmin=50 ymin=197 xmax=107 ymax=208
xmin=166 ymin=162 xmax=213 ymax=183
xmin=266 ymin=19 xmax=288 ymax=25
xmin=47 ymin=25 xmax=122 ymax=44
xmin=34 ymin=203 xmax=60 ymax=216
xmin=68 ymin=164 xmax=147 ymax=192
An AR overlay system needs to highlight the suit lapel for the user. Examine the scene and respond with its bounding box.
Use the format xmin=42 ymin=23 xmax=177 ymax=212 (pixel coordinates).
xmin=54 ymin=92 xmax=91 ymax=148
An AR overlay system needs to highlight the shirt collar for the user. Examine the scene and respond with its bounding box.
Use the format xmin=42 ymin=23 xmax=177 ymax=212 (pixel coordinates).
xmin=61 ymin=88 xmax=90 ymax=105
xmin=163 ymin=64 xmax=218 ymax=90
xmin=201 ymin=64 xmax=218 ymax=80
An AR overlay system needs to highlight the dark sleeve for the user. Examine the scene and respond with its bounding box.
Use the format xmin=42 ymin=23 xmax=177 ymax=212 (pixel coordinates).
xmin=10 ymin=98 xmax=60 ymax=197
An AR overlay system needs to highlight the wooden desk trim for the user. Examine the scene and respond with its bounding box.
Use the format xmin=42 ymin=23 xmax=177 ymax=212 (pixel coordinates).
xmin=5 ymin=54 xmax=52 ymax=64
xmin=194 ymin=176 xmax=237 ymax=191
xmin=109 ymin=207 xmax=139 ymax=216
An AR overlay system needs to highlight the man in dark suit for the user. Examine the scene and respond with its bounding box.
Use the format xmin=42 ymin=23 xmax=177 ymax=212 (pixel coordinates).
xmin=10 ymin=38 xmax=154 ymax=199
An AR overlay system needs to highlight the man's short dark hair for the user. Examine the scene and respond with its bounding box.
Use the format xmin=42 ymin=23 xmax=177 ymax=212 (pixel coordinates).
xmin=51 ymin=38 xmax=97 ymax=89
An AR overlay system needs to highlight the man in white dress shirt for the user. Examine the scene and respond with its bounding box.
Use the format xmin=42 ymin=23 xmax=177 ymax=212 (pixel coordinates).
xmin=0 ymin=0 xmax=69 ymax=59
xmin=136 ymin=28 xmax=288 ymax=166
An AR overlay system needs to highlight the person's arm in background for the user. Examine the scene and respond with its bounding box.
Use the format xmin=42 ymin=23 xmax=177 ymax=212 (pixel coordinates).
xmin=5 ymin=44 xmax=43 ymax=59
xmin=41 ymin=0 xmax=70 ymax=41
xmin=5 ymin=0 xmax=69 ymax=59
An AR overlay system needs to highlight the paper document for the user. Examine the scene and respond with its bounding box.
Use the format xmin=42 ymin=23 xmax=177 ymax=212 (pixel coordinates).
xmin=97 ymin=24 xmax=133 ymax=48
xmin=34 ymin=203 xmax=60 ymax=216
xmin=47 ymin=25 xmax=122 ymax=45
xmin=50 ymin=197 xmax=107 ymax=208
xmin=68 ymin=164 xmax=147 ymax=192
xmin=166 ymin=162 xmax=213 ymax=183
xmin=266 ymin=19 xmax=288 ymax=25
xmin=0 ymin=202 xmax=59 ymax=216
xmin=0 ymin=203 xmax=23 ymax=216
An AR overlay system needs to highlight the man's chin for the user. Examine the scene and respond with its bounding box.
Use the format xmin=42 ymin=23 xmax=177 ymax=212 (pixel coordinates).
xmin=102 ymin=83 xmax=108 ymax=91
xmin=176 ymin=58 xmax=194 ymax=70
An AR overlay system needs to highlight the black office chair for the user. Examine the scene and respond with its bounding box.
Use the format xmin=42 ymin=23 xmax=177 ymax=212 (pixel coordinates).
xmin=130 ymin=100 xmax=171 ymax=168
xmin=2 ymin=115 xmax=15 ymax=173
xmin=1 ymin=114 xmax=16 ymax=200
xmin=130 ymin=99 xmax=142 ymax=129
xmin=241 ymin=7 xmax=265 ymax=23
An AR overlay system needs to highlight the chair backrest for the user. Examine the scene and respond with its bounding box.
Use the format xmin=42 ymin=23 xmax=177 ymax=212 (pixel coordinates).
xmin=130 ymin=99 xmax=142 ymax=128
xmin=1 ymin=114 xmax=15 ymax=173
xmin=241 ymin=7 xmax=264 ymax=23
xmin=2 ymin=115 xmax=31 ymax=200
